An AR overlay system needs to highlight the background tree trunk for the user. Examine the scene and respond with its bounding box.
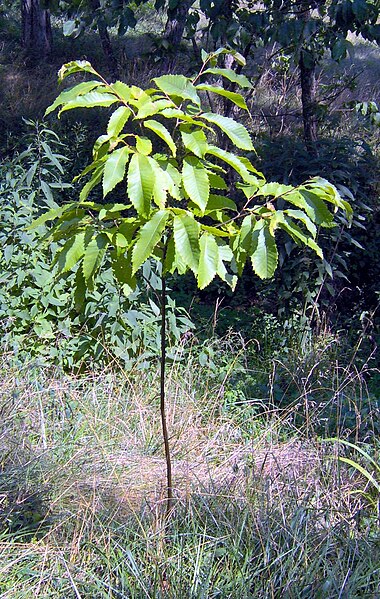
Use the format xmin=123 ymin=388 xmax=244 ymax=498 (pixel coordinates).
xmin=21 ymin=0 xmax=52 ymax=57
xmin=164 ymin=0 xmax=194 ymax=49
xmin=298 ymin=2 xmax=318 ymax=152
xmin=299 ymin=48 xmax=318 ymax=151
xmin=89 ymin=0 xmax=119 ymax=80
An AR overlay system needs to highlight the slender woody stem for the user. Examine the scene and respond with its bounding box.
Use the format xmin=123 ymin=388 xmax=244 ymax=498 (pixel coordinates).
xmin=160 ymin=270 xmax=173 ymax=518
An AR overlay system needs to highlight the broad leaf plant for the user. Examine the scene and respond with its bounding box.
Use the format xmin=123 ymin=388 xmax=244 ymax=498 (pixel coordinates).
xmin=37 ymin=48 xmax=352 ymax=516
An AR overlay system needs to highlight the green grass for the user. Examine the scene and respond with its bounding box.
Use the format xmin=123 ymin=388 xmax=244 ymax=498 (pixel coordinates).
xmin=0 ymin=336 xmax=379 ymax=598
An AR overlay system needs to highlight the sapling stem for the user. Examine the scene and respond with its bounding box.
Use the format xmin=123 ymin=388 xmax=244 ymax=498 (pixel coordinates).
xmin=160 ymin=268 xmax=173 ymax=518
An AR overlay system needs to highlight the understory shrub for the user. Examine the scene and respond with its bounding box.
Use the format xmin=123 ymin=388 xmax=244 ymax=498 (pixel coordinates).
xmin=0 ymin=122 xmax=192 ymax=371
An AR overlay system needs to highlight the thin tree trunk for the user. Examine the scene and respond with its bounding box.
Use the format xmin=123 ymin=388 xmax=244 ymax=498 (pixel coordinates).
xmin=163 ymin=0 xmax=195 ymax=71
xmin=164 ymin=0 xmax=194 ymax=48
xmin=298 ymin=3 xmax=318 ymax=152
xmin=21 ymin=0 xmax=52 ymax=57
xmin=299 ymin=48 xmax=318 ymax=151
xmin=89 ymin=0 xmax=119 ymax=80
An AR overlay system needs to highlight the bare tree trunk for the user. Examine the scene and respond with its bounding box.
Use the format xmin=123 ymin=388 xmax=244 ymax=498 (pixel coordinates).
xmin=298 ymin=2 xmax=318 ymax=152
xmin=162 ymin=0 xmax=195 ymax=71
xmin=299 ymin=48 xmax=318 ymax=151
xmin=164 ymin=0 xmax=194 ymax=48
xmin=89 ymin=0 xmax=119 ymax=80
xmin=21 ymin=0 xmax=52 ymax=57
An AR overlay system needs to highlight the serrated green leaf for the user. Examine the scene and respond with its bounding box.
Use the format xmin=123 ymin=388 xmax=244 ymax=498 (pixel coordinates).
xmin=153 ymin=75 xmax=201 ymax=105
xmin=182 ymin=156 xmax=209 ymax=213
xmin=98 ymin=203 xmax=131 ymax=220
xmin=160 ymin=108 xmax=204 ymax=125
xmin=112 ymin=231 xmax=128 ymax=248
xmin=259 ymin=182 xmax=294 ymax=198
xmin=276 ymin=213 xmax=324 ymax=258
xmin=59 ymin=91 xmax=118 ymax=114
xmin=80 ymin=164 xmax=104 ymax=202
xmin=107 ymin=106 xmax=131 ymax=137
xmin=148 ymin=157 xmax=171 ymax=208
xmin=208 ymin=172 xmax=228 ymax=190
xmin=198 ymin=233 xmax=219 ymax=289
xmin=180 ymin=128 xmax=208 ymax=158
xmin=298 ymin=190 xmax=334 ymax=226
xmin=82 ymin=233 xmax=109 ymax=284
xmin=135 ymin=99 xmax=161 ymax=119
xmin=132 ymin=210 xmax=169 ymax=273
xmin=200 ymin=113 xmax=253 ymax=150
xmin=136 ymin=136 xmax=152 ymax=155
xmin=216 ymin=243 xmax=236 ymax=289
xmin=58 ymin=60 xmax=99 ymax=83
xmin=206 ymin=146 xmax=253 ymax=182
xmin=74 ymin=267 xmax=86 ymax=311
xmin=127 ymin=153 xmax=154 ymax=217
xmin=118 ymin=218 xmax=139 ymax=241
xmin=201 ymin=225 xmax=229 ymax=237
xmin=164 ymin=234 xmax=188 ymax=274
xmin=284 ymin=209 xmax=317 ymax=238
xmin=196 ymin=84 xmax=248 ymax=110
xmin=305 ymin=178 xmax=351 ymax=214
xmin=110 ymin=81 xmax=133 ymax=102
xmin=250 ymin=222 xmax=278 ymax=279
xmin=111 ymin=248 xmax=136 ymax=288
xmin=92 ymin=136 xmax=111 ymax=161
xmin=56 ymin=232 xmax=85 ymax=273
xmin=28 ymin=206 xmax=64 ymax=229
xmin=173 ymin=212 xmax=200 ymax=274
xmin=202 ymin=68 xmax=252 ymax=89
xmin=45 ymin=81 xmax=102 ymax=116
xmin=144 ymin=120 xmax=176 ymax=156
xmin=103 ymin=146 xmax=132 ymax=196
xmin=207 ymin=194 xmax=237 ymax=212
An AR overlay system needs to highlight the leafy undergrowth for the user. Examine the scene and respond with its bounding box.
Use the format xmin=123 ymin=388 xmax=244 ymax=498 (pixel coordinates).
xmin=0 ymin=341 xmax=379 ymax=598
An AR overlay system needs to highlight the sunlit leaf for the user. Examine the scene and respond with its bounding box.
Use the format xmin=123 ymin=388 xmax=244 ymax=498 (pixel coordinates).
xmin=127 ymin=153 xmax=154 ymax=217
xmin=107 ymin=106 xmax=131 ymax=137
xmin=198 ymin=233 xmax=219 ymax=289
xmin=202 ymin=67 xmax=252 ymax=88
xmin=182 ymin=156 xmax=209 ymax=213
xmin=103 ymin=146 xmax=132 ymax=196
xmin=144 ymin=120 xmax=176 ymax=156
xmin=180 ymin=127 xmax=208 ymax=158
xmin=250 ymin=222 xmax=278 ymax=279
xmin=132 ymin=210 xmax=169 ymax=273
xmin=200 ymin=113 xmax=254 ymax=150
xmin=196 ymin=84 xmax=248 ymax=110
xmin=173 ymin=212 xmax=200 ymax=274
xmin=56 ymin=232 xmax=86 ymax=273
xmin=153 ymin=75 xmax=201 ymax=105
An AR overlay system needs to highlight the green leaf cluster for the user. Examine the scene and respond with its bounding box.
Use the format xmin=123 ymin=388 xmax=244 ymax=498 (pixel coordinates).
xmin=42 ymin=50 xmax=351 ymax=296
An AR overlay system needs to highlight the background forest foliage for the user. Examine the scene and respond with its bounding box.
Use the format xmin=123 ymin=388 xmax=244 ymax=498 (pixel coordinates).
xmin=0 ymin=1 xmax=379 ymax=597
